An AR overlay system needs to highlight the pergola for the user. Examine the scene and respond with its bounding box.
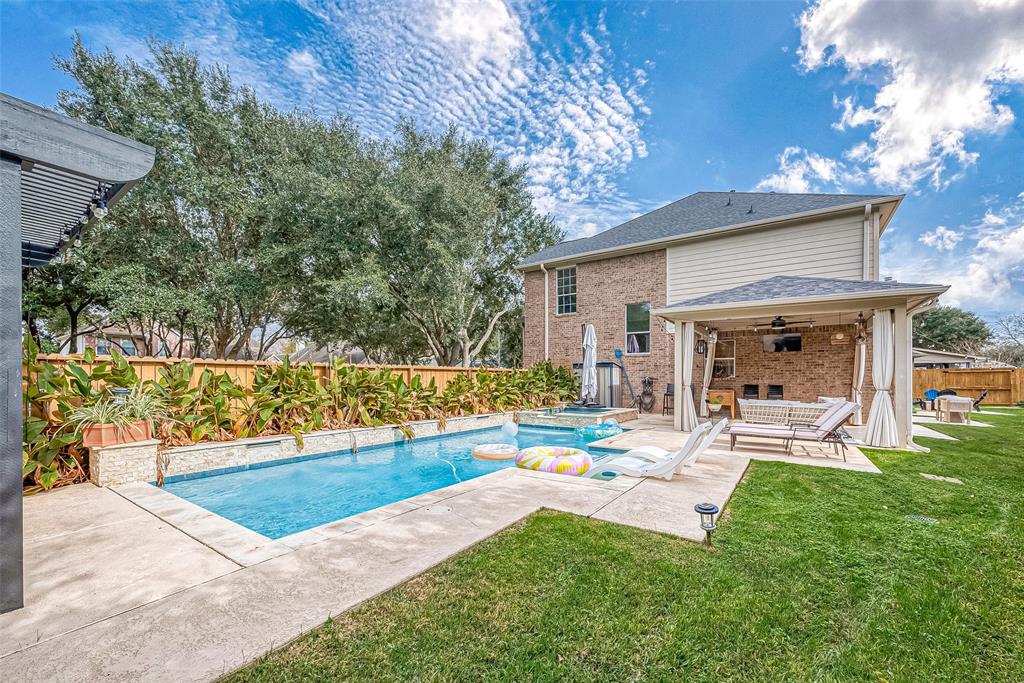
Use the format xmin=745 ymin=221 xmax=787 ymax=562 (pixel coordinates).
xmin=654 ymin=276 xmax=949 ymax=450
xmin=1 ymin=93 xmax=154 ymax=613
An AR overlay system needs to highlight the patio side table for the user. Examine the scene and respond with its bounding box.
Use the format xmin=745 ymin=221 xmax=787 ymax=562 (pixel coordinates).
xmin=936 ymin=396 xmax=973 ymax=424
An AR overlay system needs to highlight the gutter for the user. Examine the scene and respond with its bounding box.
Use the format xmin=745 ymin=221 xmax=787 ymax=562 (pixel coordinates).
xmin=652 ymin=284 xmax=950 ymax=319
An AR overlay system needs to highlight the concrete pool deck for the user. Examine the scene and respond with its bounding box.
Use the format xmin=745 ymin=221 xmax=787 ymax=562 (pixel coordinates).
xmin=3 ymin=423 xmax=887 ymax=681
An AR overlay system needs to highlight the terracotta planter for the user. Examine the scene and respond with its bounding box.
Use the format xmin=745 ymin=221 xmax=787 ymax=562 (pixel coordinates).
xmin=81 ymin=420 xmax=152 ymax=448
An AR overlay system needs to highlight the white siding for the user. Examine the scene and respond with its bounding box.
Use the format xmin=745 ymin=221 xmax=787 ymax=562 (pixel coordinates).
xmin=666 ymin=211 xmax=868 ymax=303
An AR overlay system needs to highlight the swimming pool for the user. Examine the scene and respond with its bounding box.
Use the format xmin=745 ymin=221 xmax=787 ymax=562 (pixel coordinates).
xmin=161 ymin=425 xmax=604 ymax=539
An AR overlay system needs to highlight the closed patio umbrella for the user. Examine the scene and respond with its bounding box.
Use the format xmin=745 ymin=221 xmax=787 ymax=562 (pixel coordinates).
xmin=581 ymin=324 xmax=598 ymax=403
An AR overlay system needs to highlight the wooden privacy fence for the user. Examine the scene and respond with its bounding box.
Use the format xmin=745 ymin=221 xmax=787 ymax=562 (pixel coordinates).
xmin=913 ymin=367 xmax=1024 ymax=405
xmin=27 ymin=354 xmax=512 ymax=394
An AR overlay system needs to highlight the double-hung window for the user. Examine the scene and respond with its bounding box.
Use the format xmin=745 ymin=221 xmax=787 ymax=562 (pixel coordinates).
xmin=556 ymin=267 xmax=577 ymax=314
xmin=625 ymin=303 xmax=651 ymax=354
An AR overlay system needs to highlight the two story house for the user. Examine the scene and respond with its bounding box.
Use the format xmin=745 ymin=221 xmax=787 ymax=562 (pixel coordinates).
xmin=518 ymin=191 xmax=949 ymax=450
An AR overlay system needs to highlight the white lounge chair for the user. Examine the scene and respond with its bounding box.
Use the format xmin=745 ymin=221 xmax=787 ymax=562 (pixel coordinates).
xmin=589 ymin=421 xmax=714 ymax=481
xmin=728 ymin=400 xmax=859 ymax=461
xmin=610 ymin=419 xmax=728 ymax=473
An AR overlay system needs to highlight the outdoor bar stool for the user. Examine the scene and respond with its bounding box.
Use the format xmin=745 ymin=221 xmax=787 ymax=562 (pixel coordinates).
xmin=662 ymin=383 xmax=674 ymax=416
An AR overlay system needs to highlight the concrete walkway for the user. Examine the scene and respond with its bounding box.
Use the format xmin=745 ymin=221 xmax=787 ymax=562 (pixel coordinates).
xmin=1 ymin=423 xmax=881 ymax=682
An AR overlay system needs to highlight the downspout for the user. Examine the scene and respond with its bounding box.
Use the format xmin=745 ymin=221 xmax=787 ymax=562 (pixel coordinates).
xmin=863 ymin=203 xmax=873 ymax=279
xmin=540 ymin=263 xmax=550 ymax=361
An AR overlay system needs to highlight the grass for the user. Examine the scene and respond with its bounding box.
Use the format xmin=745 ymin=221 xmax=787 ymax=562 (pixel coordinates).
xmin=225 ymin=410 xmax=1024 ymax=682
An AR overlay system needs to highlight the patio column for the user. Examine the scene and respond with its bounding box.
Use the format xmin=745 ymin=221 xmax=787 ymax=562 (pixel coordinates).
xmin=675 ymin=321 xmax=699 ymax=432
xmin=865 ymin=308 xmax=898 ymax=448
xmin=893 ymin=302 xmax=911 ymax=449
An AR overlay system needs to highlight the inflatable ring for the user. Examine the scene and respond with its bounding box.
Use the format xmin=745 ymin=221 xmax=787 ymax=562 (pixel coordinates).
xmin=575 ymin=423 xmax=624 ymax=441
xmin=472 ymin=443 xmax=519 ymax=461
xmin=515 ymin=446 xmax=592 ymax=476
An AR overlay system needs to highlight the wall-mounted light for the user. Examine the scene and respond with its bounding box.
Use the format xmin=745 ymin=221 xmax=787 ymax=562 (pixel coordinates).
xmin=694 ymin=339 xmax=707 ymax=356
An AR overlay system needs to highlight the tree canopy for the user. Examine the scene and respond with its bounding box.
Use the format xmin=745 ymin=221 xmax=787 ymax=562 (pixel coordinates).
xmin=912 ymin=306 xmax=992 ymax=354
xmin=24 ymin=37 xmax=561 ymax=366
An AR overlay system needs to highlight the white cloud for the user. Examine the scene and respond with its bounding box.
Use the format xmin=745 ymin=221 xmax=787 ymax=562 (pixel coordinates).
xmin=289 ymin=0 xmax=651 ymax=237
xmin=886 ymin=196 xmax=1024 ymax=314
xmin=286 ymin=49 xmax=327 ymax=88
xmin=918 ymin=226 xmax=963 ymax=252
xmin=754 ymin=146 xmax=855 ymax=193
xmin=798 ymin=0 xmax=1024 ymax=190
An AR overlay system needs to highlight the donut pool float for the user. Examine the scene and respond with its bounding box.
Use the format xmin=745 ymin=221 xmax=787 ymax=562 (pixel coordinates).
xmin=471 ymin=443 xmax=519 ymax=461
xmin=515 ymin=446 xmax=592 ymax=476
xmin=575 ymin=422 xmax=624 ymax=441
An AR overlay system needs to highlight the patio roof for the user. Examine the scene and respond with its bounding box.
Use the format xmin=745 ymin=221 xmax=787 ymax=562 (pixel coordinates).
xmin=654 ymin=275 xmax=948 ymax=322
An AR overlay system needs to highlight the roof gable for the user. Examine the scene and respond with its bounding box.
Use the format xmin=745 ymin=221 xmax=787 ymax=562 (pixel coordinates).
xmin=520 ymin=191 xmax=898 ymax=267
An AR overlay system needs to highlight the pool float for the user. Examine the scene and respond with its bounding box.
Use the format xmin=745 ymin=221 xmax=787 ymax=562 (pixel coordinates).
xmin=515 ymin=446 xmax=592 ymax=476
xmin=501 ymin=422 xmax=519 ymax=437
xmin=471 ymin=443 xmax=519 ymax=461
xmin=574 ymin=422 xmax=624 ymax=441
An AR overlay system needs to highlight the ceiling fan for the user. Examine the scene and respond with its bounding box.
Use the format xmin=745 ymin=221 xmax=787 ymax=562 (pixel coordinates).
xmin=748 ymin=315 xmax=815 ymax=332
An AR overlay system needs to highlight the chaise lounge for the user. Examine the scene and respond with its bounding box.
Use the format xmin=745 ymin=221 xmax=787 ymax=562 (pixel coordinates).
xmin=590 ymin=421 xmax=720 ymax=481
xmin=728 ymin=400 xmax=859 ymax=461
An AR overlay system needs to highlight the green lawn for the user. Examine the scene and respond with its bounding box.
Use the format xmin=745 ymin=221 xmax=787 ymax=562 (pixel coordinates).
xmin=226 ymin=410 xmax=1024 ymax=682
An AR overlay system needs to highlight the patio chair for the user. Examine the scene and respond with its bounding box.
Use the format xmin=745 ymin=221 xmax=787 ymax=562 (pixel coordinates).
xmin=973 ymin=389 xmax=989 ymax=412
xmin=728 ymin=400 xmax=858 ymax=461
xmin=604 ymin=418 xmax=729 ymax=474
xmin=662 ymin=383 xmax=674 ymax=416
xmin=589 ymin=421 xmax=713 ymax=481
xmin=937 ymin=389 xmax=958 ymax=397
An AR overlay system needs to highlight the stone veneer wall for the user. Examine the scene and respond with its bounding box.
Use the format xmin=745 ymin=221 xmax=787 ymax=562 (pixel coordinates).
xmin=523 ymin=250 xmax=675 ymax=412
xmin=89 ymin=412 xmax=514 ymax=487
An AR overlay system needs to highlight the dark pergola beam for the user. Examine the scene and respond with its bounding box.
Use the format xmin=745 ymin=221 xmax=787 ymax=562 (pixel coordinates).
xmin=0 ymin=156 xmax=23 ymax=613
xmin=1 ymin=92 xmax=154 ymax=614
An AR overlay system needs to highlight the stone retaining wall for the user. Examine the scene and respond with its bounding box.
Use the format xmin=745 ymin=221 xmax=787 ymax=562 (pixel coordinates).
xmin=89 ymin=412 xmax=513 ymax=487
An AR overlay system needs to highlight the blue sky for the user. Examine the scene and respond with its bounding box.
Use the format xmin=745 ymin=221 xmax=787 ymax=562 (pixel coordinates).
xmin=2 ymin=0 xmax=1022 ymax=319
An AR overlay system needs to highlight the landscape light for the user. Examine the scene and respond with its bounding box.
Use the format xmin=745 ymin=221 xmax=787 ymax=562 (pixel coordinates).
xmin=694 ymin=502 xmax=719 ymax=545
xmin=109 ymin=388 xmax=130 ymax=405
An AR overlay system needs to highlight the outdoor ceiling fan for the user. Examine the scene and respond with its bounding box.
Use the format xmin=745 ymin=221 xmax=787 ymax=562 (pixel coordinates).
xmin=748 ymin=315 xmax=815 ymax=332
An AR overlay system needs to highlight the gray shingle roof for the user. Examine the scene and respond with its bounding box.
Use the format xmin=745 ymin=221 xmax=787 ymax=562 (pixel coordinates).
xmin=661 ymin=276 xmax=946 ymax=310
xmin=520 ymin=191 xmax=897 ymax=267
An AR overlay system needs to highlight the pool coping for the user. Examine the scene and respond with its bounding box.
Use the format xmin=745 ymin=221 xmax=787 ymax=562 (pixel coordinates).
xmin=114 ymin=427 xmax=632 ymax=566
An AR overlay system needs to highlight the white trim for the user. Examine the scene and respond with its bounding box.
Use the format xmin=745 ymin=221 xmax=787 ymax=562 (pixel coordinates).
xmin=653 ymin=284 xmax=949 ymax=319
xmin=519 ymin=195 xmax=904 ymax=271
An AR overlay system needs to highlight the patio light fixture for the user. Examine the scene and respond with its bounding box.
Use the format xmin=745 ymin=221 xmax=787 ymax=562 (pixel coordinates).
xmin=694 ymin=339 xmax=707 ymax=356
xmin=694 ymin=502 xmax=719 ymax=546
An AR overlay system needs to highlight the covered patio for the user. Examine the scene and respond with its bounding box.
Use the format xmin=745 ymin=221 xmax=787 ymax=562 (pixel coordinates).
xmin=654 ymin=276 xmax=949 ymax=451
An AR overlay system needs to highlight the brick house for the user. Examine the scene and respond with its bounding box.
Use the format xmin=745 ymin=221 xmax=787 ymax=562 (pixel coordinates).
xmin=519 ymin=191 xmax=949 ymax=450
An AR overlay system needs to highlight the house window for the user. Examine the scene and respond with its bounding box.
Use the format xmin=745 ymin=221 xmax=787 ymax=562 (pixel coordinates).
xmin=712 ymin=339 xmax=736 ymax=379
xmin=96 ymin=336 xmax=137 ymax=356
xmin=625 ymin=303 xmax=651 ymax=354
xmin=556 ymin=267 xmax=577 ymax=314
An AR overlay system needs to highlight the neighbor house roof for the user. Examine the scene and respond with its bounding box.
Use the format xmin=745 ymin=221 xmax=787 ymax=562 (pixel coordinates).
xmin=654 ymin=275 xmax=948 ymax=319
xmin=519 ymin=191 xmax=900 ymax=269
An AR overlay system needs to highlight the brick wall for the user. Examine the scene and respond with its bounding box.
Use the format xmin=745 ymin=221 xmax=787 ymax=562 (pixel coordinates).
xmin=524 ymin=253 xmax=876 ymax=419
xmin=523 ymin=250 xmax=676 ymax=413
xmin=710 ymin=325 xmax=875 ymax=415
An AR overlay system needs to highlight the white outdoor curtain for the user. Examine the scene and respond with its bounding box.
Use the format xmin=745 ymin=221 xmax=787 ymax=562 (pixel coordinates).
xmin=680 ymin=321 xmax=700 ymax=431
xmin=851 ymin=332 xmax=866 ymax=426
xmin=699 ymin=329 xmax=718 ymax=417
xmin=581 ymin=324 xmax=598 ymax=403
xmin=865 ymin=309 xmax=897 ymax=447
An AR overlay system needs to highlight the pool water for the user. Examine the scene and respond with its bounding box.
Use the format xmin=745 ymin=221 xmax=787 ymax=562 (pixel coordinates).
xmin=162 ymin=425 xmax=601 ymax=539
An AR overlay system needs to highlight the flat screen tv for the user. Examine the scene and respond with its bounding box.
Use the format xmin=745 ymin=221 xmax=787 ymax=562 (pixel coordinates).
xmin=763 ymin=333 xmax=802 ymax=352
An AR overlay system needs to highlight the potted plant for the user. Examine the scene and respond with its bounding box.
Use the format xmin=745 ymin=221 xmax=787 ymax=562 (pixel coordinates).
xmin=707 ymin=395 xmax=724 ymax=413
xmin=66 ymin=386 xmax=167 ymax=448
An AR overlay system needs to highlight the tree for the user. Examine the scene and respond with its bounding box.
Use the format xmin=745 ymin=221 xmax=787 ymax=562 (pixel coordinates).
xmin=53 ymin=36 xmax=323 ymax=358
xmin=361 ymin=123 xmax=560 ymax=366
xmin=988 ymin=314 xmax=1024 ymax=367
xmin=912 ymin=306 xmax=992 ymax=354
